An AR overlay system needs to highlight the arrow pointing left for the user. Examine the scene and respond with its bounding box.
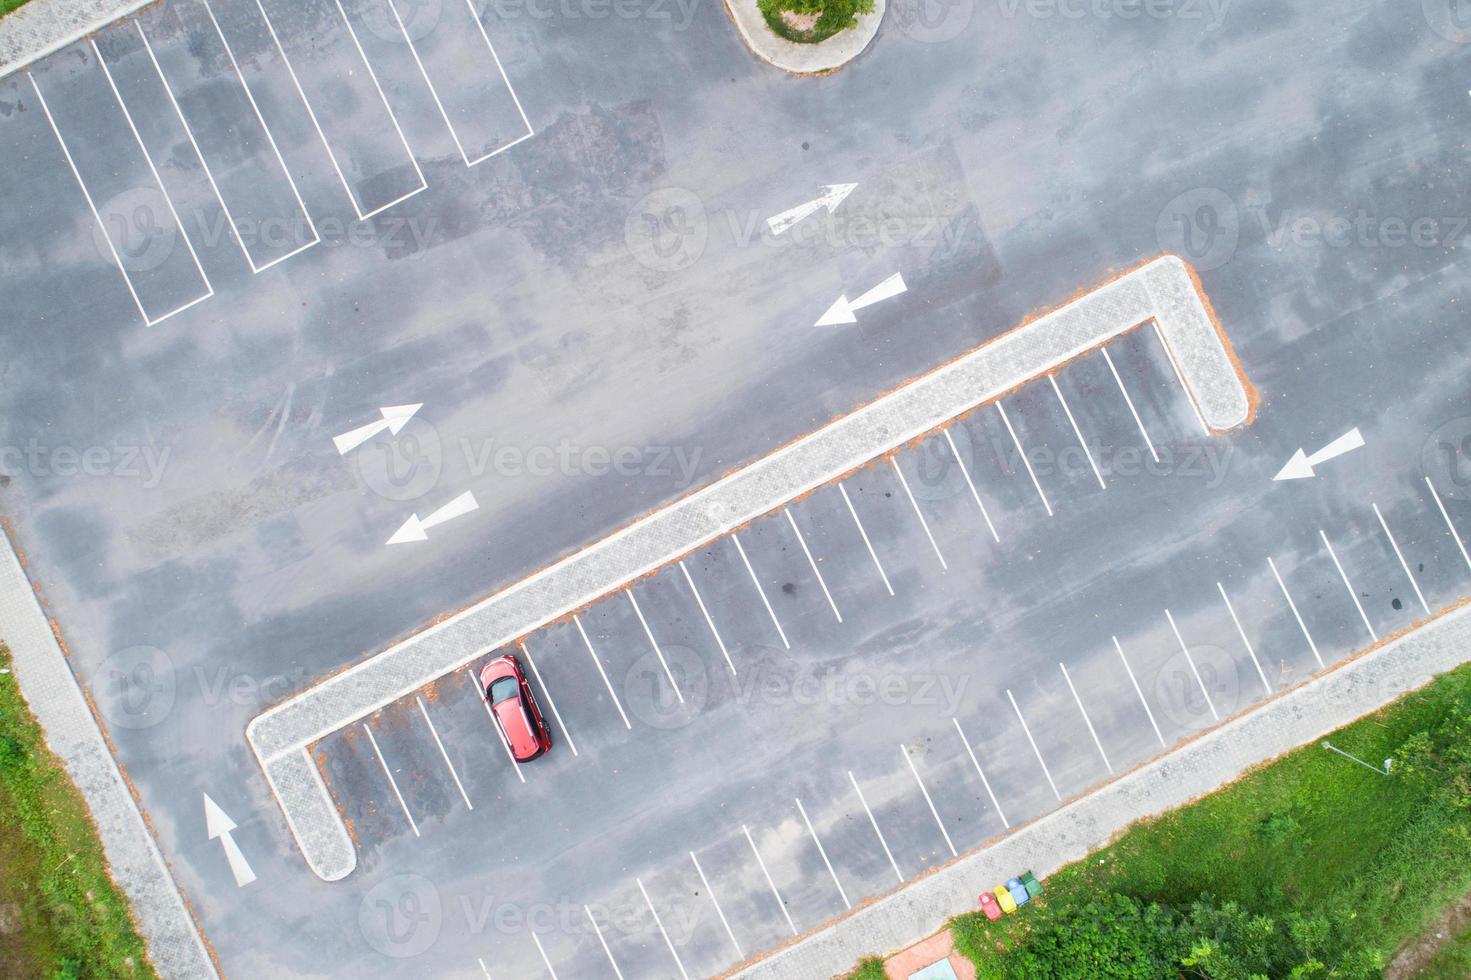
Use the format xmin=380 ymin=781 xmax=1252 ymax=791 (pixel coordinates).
xmin=203 ymin=793 xmax=257 ymax=888
xmin=332 ymin=403 xmax=423 ymax=455
xmin=387 ymin=490 xmax=479 ymax=545
xmin=815 ymin=272 xmax=908 ymax=326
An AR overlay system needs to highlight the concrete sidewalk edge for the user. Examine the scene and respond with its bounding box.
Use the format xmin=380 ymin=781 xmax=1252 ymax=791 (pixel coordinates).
xmin=729 ymin=601 xmax=1471 ymax=979
xmin=720 ymin=0 xmax=884 ymax=75
xmin=0 ymin=529 xmax=218 ymax=980
xmin=0 ymin=0 xmax=152 ymax=81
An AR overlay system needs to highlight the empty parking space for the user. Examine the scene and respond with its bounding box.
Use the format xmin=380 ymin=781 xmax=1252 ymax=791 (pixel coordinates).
xmin=27 ymin=52 xmax=212 ymax=325
xmin=131 ymin=2 xmax=318 ymax=271
xmin=226 ymin=0 xmax=427 ymax=219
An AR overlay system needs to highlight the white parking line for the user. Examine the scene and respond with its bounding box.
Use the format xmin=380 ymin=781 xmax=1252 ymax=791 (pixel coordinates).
xmin=950 ymin=717 xmax=1009 ymax=828
xmin=520 ymin=642 xmax=578 ymax=756
xmin=1320 ymin=529 xmax=1377 ymax=641
xmin=1216 ymin=583 xmax=1272 ymax=695
xmin=637 ymin=878 xmax=691 ymax=980
xmin=743 ymin=825 xmax=798 ymax=936
xmin=625 ymin=589 xmax=684 ymax=702
xmin=416 ymin=696 xmax=471 ymax=809
xmin=890 ymin=458 xmax=948 ymax=570
xmin=136 ymin=21 xmax=315 ymax=274
xmin=383 ymin=0 xmax=534 ymax=167
xmin=795 ymin=796 xmax=851 ymax=909
xmin=27 ymin=72 xmax=151 ymax=327
xmin=1006 ymin=689 xmax=1062 ymax=800
xmin=1426 ymin=477 xmax=1471 ymax=574
xmin=361 ymin=723 xmax=419 ymax=837
xmin=574 ymin=614 xmax=633 ymax=729
xmin=689 ymin=850 xmax=743 ymax=959
xmin=530 ymin=932 xmax=560 ymax=980
xmin=1373 ymin=502 xmax=1430 ymax=615
xmin=943 ymin=428 xmax=1000 ymax=542
xmin=1163 ymin=609 xmax=1219 ymax=722
xmin=92 ymin=40 xmax=214 ymax=325
xmin=332 ymin=0 xmax=426 ymax=200
xmin=254 ymin=0 xmax=427 ymax=221
xmin=1102 ymin=346 xmax=1160 ymax=463
xmin=679 ymin=560 xmax=737 ymax=676
xmin=477 ymin=956 xmax=493 ymax=979
xmin=1111 ymin=636 xmax=1166 ymax=747
xmin=839 ymin=482 xmax=895 ymax=596
xmin=466 ymin=667 xmax=526 ymax=783
xmin=785 ymin=509 xmax=842 ymax=622
xmin=1059 ymin=663 xmax=1113 ymax=773
xmin=1048 ymin=375 xmax=1106 ymax=489
xmin=200 ymin=0 xmax=320 ymax=261
xmin=901 ymin=745 xmax=957 ymax=856
xmin=1153 ymin=322 xmax=1211 ymax=437
xmin=732 ymin=534 xmax=791 ymax=650
xmin=996 ymin=401 xmax=1053 ymax=516
xmin=1268 ymin=556 xmax=1325 ymax=667
xmin=584 ymin=906 xmax=625 ymax=980
xmin=848 ymin=770 xmax=903 ymax=883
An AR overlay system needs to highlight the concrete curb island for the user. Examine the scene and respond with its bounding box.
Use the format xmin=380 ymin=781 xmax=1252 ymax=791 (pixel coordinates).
xmin=729 ymin=601 xmax=1471 ymax=980
xmin=722 ymin=0 xmax=884 ymax=74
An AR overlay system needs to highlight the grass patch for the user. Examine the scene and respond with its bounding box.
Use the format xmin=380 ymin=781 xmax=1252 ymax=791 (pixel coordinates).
xmin=0 ymin=645 xmax=154 ymax=980
xmin=0 ymin=0 xmax=32 ymax=17
xmin=843 ymin=954 xmax=887 ymax=980
xmin=757 ymin=0 xmax=874 ymax=44
xmin=951 ymin=660 xmax=1471 ymax=978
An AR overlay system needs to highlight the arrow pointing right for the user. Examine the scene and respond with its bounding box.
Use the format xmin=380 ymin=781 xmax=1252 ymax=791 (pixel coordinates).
xmin=766 ymin=183 xmax=858 ymax=237
xmin=1273 ymin=427 xmax=1365 ymax=481
xmin=332 ymin=403 xmax=423 ymax=455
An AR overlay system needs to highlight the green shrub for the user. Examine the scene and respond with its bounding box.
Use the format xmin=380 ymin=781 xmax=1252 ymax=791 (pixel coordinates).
xmin=757 ymin=0 xmax=875 ymax=44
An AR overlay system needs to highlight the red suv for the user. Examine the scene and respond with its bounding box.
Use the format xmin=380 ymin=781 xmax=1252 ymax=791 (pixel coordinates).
xmin=478 ymin=654 xmax=553 ymax=762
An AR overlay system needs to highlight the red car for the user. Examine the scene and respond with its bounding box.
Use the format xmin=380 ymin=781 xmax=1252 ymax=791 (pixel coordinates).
xmin=978 ymin=890 xmax=1002 ymax=921
xmin=478 ymin=654 xmax=552 ymax=762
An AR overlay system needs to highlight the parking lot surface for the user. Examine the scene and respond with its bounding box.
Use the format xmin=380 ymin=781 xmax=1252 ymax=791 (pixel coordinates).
xmin=4 ymin=0 xmax=1471 ymax=976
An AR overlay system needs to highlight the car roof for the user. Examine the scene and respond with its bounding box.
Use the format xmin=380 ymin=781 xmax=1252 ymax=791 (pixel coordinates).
xmin=494 ymin=698 xmax=539 ymax=759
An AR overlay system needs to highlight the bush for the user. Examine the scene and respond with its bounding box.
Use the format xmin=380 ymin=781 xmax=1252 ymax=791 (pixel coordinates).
xmin=757 ymin=0 xmax=875 ymax=44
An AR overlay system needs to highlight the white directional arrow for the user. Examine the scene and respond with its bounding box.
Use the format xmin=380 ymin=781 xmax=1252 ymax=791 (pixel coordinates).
xmin=332 ymin=404 xmax=423 ymax=455
xmin=766 ymin=183 xmax=858 ymax=236
xmin=1273 ymin=427 xmax=1365 ymax=481
xmin=387 ymin=490 xmax=479 ymax=545
xmin=203 ymin=793 xmax=256 ymax=888
xmin=815 ymin=272 xmax=908 ymax=327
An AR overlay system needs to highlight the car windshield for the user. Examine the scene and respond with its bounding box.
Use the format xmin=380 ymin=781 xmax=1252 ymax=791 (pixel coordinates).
xmin=488 ymin=676 xmax=519 ymax=705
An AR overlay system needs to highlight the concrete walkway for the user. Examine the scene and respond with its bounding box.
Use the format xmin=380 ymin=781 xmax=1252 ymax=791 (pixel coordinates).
xmin=0 ymin=0 xmax=148 ymax=80
xmin=0 ymin=530 xmax=218 ymax=979
xmin=730 ymin=600 xmax=1471 ymax=980
xmin=722 ymin=0 xmax=884 ymax=75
